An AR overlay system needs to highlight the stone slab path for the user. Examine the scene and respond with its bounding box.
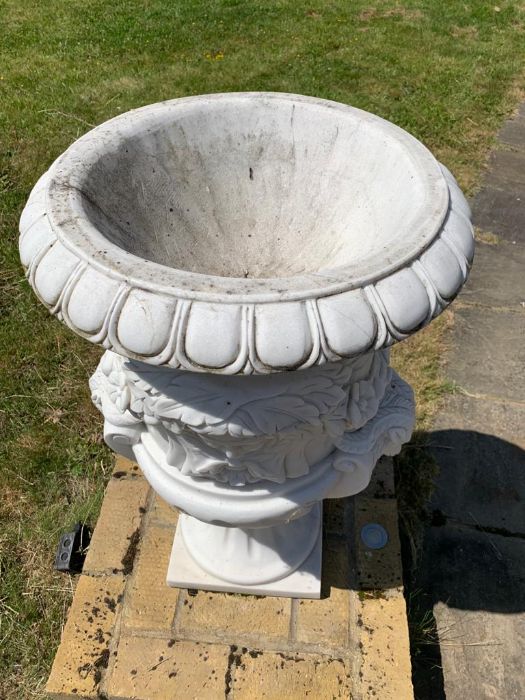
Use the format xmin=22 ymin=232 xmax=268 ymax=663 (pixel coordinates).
xmin=46 ymin=456 xmax=413 ymax=700
xmin=414 ymin=103 xmax=525 ymax=699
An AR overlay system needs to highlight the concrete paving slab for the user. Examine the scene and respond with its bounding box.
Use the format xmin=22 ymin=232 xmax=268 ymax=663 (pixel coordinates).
xmin=461 ymin=240 xmax=525 ymax=310
xmin=416 ymin=525 xmax=525 ymax=700
xmin=446 ymin=306 xmax=525 ymax=402
xmin=436 ymin=604 xmax=525 ymax=700
xmin=499 ymin=103 xmax=525 ymax=150
xmin=410 ymin=99 xmax=525 ymax=700
xmin=432 ymin=393 xmax=525 ymax=448
xmin=482 ymin=148 xmax=525 ymax=192
xmin=471 ymin=186 xmax=524 ymax=243
xmin=429 ymin=395 xmax=525 ymax=533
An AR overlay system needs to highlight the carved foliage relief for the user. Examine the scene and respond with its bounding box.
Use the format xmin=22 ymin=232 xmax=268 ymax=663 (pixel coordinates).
xmin=90 ymin=349 xmax=395 ymax=485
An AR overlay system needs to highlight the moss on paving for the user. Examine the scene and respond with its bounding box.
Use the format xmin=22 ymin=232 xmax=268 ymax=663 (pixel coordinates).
xmin=1 ymin=1 xmax=524 ymax=697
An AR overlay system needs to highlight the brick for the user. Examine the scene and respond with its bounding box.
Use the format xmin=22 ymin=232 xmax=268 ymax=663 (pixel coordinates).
xmin=123 ymin=525 xmax=179 ymax=632
xmin=354 ymin=497 xmax=403 ymax=590
xmin=232 ymin=650 xmax=352 ymax=699
xmin=177 ymin=589 xmax=290 ymax=643
xmin=149 ymin=493 xmax=179 ymax=527
xmin=107 ymin=635 xmax=229 ymax=700
xmin=323 ymin=497 xmax=347 ymax=536
xmin=83 ymin=477 xmax=150 ymax=576
xmin=366 ymin=455 xmax=396 ymax=499
xmin=324 ymin=459 xmax=395 ymax=543
xmin=357 ymin=593 xmax=413 ymax=699
xmin=296 ymin=541 xmax=351 ymax=650
xmin=112 ymin=455 xmax=142 ymax=478
xmin=46 ymin=574 xmax=125 ymax=699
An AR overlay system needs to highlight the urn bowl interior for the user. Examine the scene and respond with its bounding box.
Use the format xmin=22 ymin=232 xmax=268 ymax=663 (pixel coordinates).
xmin=51 ymin=93 xmax=448 ymax=285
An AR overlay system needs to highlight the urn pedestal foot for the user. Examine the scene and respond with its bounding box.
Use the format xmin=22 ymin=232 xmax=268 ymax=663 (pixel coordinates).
xmin=167 ymin=504 xmax=323 ymax=598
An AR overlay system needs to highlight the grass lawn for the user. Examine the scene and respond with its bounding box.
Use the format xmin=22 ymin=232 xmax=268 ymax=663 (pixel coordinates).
xmin=1 ymin=1 xmax=524 ymax=696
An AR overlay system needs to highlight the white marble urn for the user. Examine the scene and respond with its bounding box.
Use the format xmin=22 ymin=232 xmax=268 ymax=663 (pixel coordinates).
xmin=19 ymin=93 xmax=474 ymax=597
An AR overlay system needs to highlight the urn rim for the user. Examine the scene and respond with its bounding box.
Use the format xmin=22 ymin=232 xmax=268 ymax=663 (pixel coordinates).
xmin=44 ymin=92 xmax=450 ymax=302
xmin=19 ymin=93 xmax=474 ymax=373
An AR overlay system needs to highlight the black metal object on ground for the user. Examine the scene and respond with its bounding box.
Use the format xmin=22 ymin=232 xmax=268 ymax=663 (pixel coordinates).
xmin=54 ymin=523 xmax=92 ymax=573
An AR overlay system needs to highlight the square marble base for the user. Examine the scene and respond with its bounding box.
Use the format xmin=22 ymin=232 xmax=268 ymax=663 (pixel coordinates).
xmin=166 ymin=521 xmax=322 ymax=599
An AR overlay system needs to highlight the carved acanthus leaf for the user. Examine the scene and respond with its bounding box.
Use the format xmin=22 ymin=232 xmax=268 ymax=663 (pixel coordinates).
xmin=89 ymin=349 xmax=396 ymax=485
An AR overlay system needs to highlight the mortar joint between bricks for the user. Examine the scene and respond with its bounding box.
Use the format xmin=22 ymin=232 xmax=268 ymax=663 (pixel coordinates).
xmin=349 ymin=590 xmax=367 ymax=700
xmin=171 ymin=584 xmax=188 ymax=635
xmin=288 ymin=598 xmax=298 ymax=643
